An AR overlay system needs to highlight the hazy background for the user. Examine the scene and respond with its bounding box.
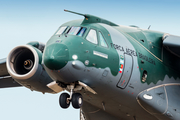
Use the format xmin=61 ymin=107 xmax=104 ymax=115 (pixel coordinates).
xmin=0 ymin=0 xmax=180 ymax=120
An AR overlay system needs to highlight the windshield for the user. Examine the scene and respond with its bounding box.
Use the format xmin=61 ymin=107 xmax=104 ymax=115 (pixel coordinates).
xmin=67 ymin=26 xmax=86 ymax=37
xmin=56 ymin=26 xmax=68 ymax=35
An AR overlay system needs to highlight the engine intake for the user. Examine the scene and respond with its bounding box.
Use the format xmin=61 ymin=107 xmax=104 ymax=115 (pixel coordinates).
xmin=13 ymin=47 xmax=34 ymax=75
xmin=6 ymin=45 xmax=54 ymax=93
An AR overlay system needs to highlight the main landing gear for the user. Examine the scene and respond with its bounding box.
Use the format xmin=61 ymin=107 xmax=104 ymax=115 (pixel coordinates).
xmin=59 ymin=84 xmax=83 ymax=109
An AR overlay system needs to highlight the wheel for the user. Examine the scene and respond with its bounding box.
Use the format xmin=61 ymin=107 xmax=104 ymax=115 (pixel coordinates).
xmin=59 ymin=93 xmax=70 ymax=109
xmin=72 ymin=93 xmax=83 ymax=109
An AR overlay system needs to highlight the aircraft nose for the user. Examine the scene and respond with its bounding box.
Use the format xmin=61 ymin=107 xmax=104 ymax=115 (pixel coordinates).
xmin=43 ymin=43 xmax=69 ymax=70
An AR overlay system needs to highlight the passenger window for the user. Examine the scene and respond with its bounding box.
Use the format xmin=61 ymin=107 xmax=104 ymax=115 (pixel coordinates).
xmin=56 ymin=26 xmax=68 ymax=35
xmin=99 ymin=32 xmax=108 ymax=47
xmin=86 ymin=29 xmax=98 ymax=44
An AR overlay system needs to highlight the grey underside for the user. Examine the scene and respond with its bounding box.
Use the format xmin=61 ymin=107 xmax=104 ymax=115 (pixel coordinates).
xmin=137 ymin=84 xmax=180 ymax=120
xmin=82 ymin=101 xmax=120 ymax=120
xmin=59 ymin=59 xmax=157 ymax=120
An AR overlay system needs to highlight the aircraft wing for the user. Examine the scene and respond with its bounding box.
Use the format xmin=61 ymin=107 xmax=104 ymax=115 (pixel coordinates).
xmin=0 ymin=58 xmax=21 ymax=88
xmin=163 ymin=34 xmax=180 ymax=57
xmin=0 ymin=58 xmax=9 ymax=77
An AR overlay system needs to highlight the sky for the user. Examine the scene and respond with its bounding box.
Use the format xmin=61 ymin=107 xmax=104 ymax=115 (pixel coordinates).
xmin=0 ymin=0 xmax=180 ymax=120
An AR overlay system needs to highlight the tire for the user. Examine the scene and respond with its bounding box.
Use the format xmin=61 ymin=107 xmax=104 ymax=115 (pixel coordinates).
xmin=59 ymin=93 xmax=70 ymax=109
xmin=72 ymin=93 xmax=83 ymax=109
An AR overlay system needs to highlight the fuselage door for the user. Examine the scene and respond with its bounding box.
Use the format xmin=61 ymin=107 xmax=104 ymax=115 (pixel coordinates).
xmin=117 ymin=54 xmax=133 ymax=89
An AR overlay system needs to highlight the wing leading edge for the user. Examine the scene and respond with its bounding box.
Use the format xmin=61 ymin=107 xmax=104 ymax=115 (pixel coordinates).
xmin=163 ymin=34 xmax=180 ymax=57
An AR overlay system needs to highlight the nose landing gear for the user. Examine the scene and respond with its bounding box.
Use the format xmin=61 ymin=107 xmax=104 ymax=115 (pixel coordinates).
xmin=59 ymin=84 xmax=83 ymax=109
xmin=72 ymin=93 xmax=83 ymax=109
xmin=59 ymin=93 xmax=70 ymax=108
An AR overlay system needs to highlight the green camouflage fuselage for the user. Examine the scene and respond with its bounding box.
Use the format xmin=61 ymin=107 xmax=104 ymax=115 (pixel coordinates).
xmin=43 ymin=18 xmax=180 ymax=120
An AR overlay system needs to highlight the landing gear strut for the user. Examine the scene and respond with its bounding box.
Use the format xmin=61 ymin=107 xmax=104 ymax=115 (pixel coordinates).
xmin=59 ymin=84 xmax=83 ymax=109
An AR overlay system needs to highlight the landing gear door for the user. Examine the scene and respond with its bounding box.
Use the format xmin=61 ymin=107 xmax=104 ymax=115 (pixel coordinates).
xmin=117 ymin=54 xmax=133 ymax=89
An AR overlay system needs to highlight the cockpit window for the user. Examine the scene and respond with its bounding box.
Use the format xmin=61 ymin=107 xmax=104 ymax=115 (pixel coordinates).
xmin=77 ymin=27 xmax=86 ymax=37
xmin=67 ymin=26 xmax=87 ymax=36
xmin=68 ymin=27 xmax=81 ymax=35
xmin=99 ymin=32 xmax=108 ymax=47
xmin=86 ymin=29 xmax=98 ymax=44
xmin=56 ymin=26 xmax=68 ymax=35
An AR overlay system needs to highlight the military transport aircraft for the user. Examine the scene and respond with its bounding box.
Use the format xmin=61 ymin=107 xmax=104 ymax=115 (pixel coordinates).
xmin=0 ymin=9 xmax=180 ymax=120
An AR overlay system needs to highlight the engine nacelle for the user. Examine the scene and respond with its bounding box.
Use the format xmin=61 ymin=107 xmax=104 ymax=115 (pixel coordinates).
xmin=6 ymin=45 xmax=54 ymax=93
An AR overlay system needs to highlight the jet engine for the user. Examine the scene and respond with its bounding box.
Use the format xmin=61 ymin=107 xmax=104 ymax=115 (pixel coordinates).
xmin=6 ymin=43 xmax=54 ymax=93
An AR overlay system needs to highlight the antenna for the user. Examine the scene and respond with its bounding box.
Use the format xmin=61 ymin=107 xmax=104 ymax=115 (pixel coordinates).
xmin=148 ymin=25 xmax=151 ymax=30
xmin=64 ymin=9 xmax=86 ymax=17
